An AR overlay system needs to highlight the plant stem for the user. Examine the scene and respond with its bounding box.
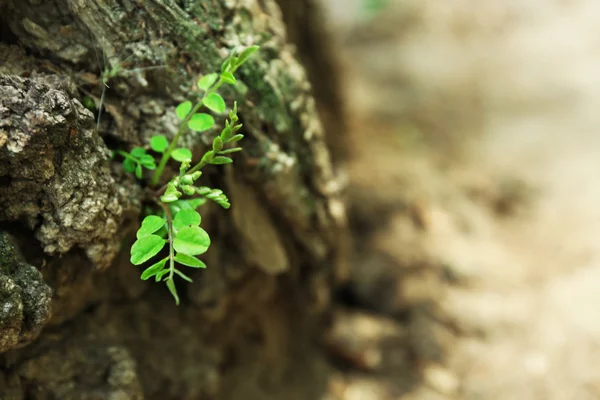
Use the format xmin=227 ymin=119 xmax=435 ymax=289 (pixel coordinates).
xmin=150 ymin=79 xmax=225 ymax=187
xmin=160 ymin=202 xmax=175 ymax=280
xmin=154 ymin=183 xmax=169 ymax=197
xmin=151 ymin=100 xmax=203 ymax=186
xmin=117 ymin=150 xmax=137 ymax=161
xmin=187 ymin=159 xmax=209 ymax=175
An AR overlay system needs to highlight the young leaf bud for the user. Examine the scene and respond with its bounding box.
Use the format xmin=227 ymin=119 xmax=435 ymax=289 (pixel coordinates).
xmin=182 ymin=185 xmax=195 ymax=195
xmin=181 ymin=175 xmax=194 ymax=185
xmin=213 ymin=137 xmax=223 ymax=151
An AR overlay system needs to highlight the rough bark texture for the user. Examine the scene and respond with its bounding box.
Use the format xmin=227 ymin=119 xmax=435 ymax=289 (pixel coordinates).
xmin=0 ymin=1 xmax=346 ymax=399
xmin=0 ymin=232 xmax=52 ymax=354
xmin=0 ymin=68 xmax=141 ymax=267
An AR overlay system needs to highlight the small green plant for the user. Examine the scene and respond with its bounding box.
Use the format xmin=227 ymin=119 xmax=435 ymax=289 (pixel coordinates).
xmin=117 ymin=45 xmax=259 ymax=304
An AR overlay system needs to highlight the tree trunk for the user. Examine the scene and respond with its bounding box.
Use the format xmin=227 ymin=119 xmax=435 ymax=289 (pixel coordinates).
xmin=0 ymin=1 xmax=347 ymax=399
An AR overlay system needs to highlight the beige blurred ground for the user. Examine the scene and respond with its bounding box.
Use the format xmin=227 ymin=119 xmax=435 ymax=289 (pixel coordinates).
xmin=319 ymin=1 xmax=600 ymax=399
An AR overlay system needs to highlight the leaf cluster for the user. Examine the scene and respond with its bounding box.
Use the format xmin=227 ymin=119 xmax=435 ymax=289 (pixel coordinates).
xmin=118 ymin=147 xmax=156 ymax=179
xmin=115 ymin=45 xmax=259 ymax=304
xmin=130 ymin=211 xmax=209 ymax=304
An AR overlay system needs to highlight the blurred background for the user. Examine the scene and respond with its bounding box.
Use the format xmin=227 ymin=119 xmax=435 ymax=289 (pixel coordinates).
xmin=317 ymin=0 xmax=600 ymax=399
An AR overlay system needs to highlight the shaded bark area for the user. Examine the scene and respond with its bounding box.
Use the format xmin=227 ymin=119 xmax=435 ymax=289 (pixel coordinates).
xmin=275 ymin=0 xmax=348 ymax=163
xmin=0 ymin=1 xmax=346 ymax=399
xmin=0 ymin=232 xmax=51 ymax=354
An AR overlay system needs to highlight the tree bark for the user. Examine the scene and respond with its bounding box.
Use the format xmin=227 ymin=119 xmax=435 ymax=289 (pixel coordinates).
xmin=275 ymin=0 xmax=349 ymax=163
xmin=0 ymin=1 xmax=346 ymax=399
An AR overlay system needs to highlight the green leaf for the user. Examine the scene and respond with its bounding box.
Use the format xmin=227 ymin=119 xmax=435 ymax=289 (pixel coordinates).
xmin=220 ymin=125 xmax=232 ymax=140
xmin=137 ymin=215 xmax=166 ymax=239
xmin=225 ymin=134 xmax=244 ymax=143
xmin=165 ymin=278 xmax=180 ymax=305
xmin=175 ymin=253 xmax=206 ymax=268
xmin=130 ymin=234 xmax=166 ymax=265
xmin=130 ymin=147 xmax=146 ymax=158
xmin=212 ymin=136 xmax=223 ymax=151
xmin=135 ymin=163 xmax=143 ymax=179
xmin=139 ymin=154 xmax=156 ymax=169
xmin=161 ymin=193 xmax=179 ymax=203
xmin=221 ymin=57 xmax=232 ymax=73
xmin=173 ymin=209 xmax=201 ymax=230
xmin=151 ymin=135 xmax=169 ymax=152
xmin=141 ymin=257 xmax=168 ymax=280
xmin=187 ymin=198 xmax=207 ymax=209
xmin=181 ymin=175 xmax=194 ymax=185
xmin=218 ymin=147 xmax=242 ymax=154
xmin=197 ymin=73 xmax=219 ymax=91
xmin=155 ymin=268 xmax=170 ymax=282
xmin=167 ymin=202 xmax=184 ymax=214
xmin=210 ymin=156 xmax=233 ymax=165
xmin=181 ymin=185 xmax=195 ymax=195
xmin=195 ymin=186 xmax=211 ymax=195
xmin=155 ymin=225 xmax=168 ymax=238
xmin=161 ymin=184 xmax=182 ymax=203
xmin=174 ymin=268 xmax=193 ymax=282
xmin=236 ymin=45 xmax=259 ymax=66
xmin=140 ymin=154 xmax=154 ymax=163
xmin=201 ymin=150 xmax=215 ymax=164
xmin=173 ymin=226 xmax=210 ymax=256
xmin=176 ymin=101 xmax=192 ymax=120
xmin=168 ymin=198 xmax=207 ymax=214
xmin=171 ymin=148 xmax=192 ymax=162
xmin=187 ymin=113 xmax=215 ymax=132
xmin=191 ymin=171 xmax=202 ymax=181
xmin=204 ymin=93 xmax=226 ymax=113
xmin=220 ymin=72 xmax=236 ymax=85
xmin=180 ymin=198 xmax=206 ymax=211
xmin=179 ymin=159 xmax=191 ymax=174
xmin=123 ymin=158 xmax=136 ymax=173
